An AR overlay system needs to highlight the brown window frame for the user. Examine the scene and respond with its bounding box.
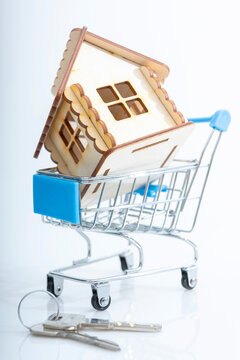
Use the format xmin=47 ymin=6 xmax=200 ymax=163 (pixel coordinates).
xmin=59 ymin=111 xmax=87 ymax=164
xmin=97 ymin=82 xmax=148 ymax=121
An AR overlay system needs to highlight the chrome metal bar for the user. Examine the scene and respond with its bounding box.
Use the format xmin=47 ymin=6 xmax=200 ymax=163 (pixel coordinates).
xmin=135 ymin=176 xmax=151 ymax=231
xmin=49 ymin=265 xmax=182 ymax=284
xmin=37 ymin=162 xmax=198 ymax=184
xmin=120 ymin=233 xmax=143 ymax=272
xmin=179 ymin=131 xmax=223 ymax=232
xmin=80 ymin=195 xmax=201 ymax=213
xmin=160 ymin=171 xmax=178 ymax=231
xmin=104 ymin=180 xmax=122 ymax=230
xmin=180 ymin=129 xmax=214 ymax=212
xmin=49 ymin=231 xmax=143 ymax=278
xmin=148 ymin=174 xmax=165 ymax=231
xmin=51 ymin=250 xmax=128 ymax=274
xmin=118 ymin=178 xmax=137 ymax=231
xmin=89 ymin=182 xmax=106 ymax=230
xmin=48 ymin=233 xmax=197 ymax=284
xmin=168 ymin=169 xmax=191 ymax=231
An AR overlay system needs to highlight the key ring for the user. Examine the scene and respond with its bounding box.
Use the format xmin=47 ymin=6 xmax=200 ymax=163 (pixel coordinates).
xmin=18 ymin=290 xmax=60 ymax=330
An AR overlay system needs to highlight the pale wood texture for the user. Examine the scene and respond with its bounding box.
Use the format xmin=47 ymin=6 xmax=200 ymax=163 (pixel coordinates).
xmin=69 ymin=83 xmax=115 ymax=148
xmin=84 ymin=31 xmax=169 ymax=82
xmin=52 ymin=28 xmax=87 ymax=96
xmin=141 ymin=66 xmax=186 ymax=125
xmin=66 ymin=42 xmax=177 ymax=146
xmin=45 ymin=92 xmax=107 ymax=178
xmin=37 ymin=28 xmax=195 ymax=208
xmin=80 ymin=122 xmax=194 ymax=207
xmin=63 ymin=87 xmax=109 ymax=152
xmin=51 ymin=28 xmax=169 ymax=96
xmin=45 ymin=90 xmax=194 ymax=207
xmin=34 ymin=27 xmax=87 ymax=158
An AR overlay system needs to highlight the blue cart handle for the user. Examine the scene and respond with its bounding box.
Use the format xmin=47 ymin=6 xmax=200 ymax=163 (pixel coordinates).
xmin=188 ymin=110 xmax=231 ymax=132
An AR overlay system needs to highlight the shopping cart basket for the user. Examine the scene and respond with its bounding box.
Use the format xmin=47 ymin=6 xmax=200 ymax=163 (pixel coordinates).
xmin=33 ymin=110 xmax=230 ymax=310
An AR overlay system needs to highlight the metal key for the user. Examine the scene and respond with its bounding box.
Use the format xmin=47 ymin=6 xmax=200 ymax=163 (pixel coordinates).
xmin=30 ymin=324 xmax=120 ymax=351
xmin=44 ymin=313 xmax=162 ymax=332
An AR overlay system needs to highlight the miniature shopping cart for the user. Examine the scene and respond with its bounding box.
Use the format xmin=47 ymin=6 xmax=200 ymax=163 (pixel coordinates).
xmin=33 ymin=110 xmax=230 ymax=310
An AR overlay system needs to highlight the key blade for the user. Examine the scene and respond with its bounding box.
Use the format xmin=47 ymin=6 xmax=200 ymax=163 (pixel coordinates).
xmin=111 ymin=321 xmax=162 ymax=332
xmin=64 ymin=332 xmax=121 ymax=351
xmin=30 ymin=325 xmax=120 ymax=351
xmin=112 ymin=321 xmax=162 ymax=332
xmin=81 ymin=319 xmax=162 ymax=332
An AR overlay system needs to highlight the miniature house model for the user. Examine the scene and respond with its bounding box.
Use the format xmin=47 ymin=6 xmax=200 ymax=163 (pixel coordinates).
xmin=34 ymin=27 xmax=194 ymax=206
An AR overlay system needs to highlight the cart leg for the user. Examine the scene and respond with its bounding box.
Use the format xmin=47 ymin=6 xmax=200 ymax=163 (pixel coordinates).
xmin=91 ymin=283 xmax=111 ymax=311
xmin=181 ymin=265 xmax=198 ymax=290
xmin=47 ymin=274 xmax=64 ymax=297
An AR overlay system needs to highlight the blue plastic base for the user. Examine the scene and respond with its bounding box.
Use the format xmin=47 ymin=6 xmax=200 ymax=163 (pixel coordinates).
xmin=33 ymin=175 xmax=80 ymax=224
xmin=134 ymin=184 xmax=169 ymax=197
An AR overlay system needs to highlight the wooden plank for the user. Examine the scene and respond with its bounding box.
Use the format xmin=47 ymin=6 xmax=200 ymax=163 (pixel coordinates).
xmin=34 ymin=27 xmax=87 ymax=159
xmin=141 ymin=65 xmax=186 ymax=125
xmin=64 ymin=42 xmax=177 ymax=146
xmin=80 ymin=122 xmax=194 ymax=207
xmin=52 ymin=27 xmax=87 ymax=96
xmin=85 ymin=30 xmax=169 ymax=82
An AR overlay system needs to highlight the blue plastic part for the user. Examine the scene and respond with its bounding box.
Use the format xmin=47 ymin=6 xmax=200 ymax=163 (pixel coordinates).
xmin=33 ymin=175 xmax=80 ymax=224
xmin=209 ymin=110 xmax=231 ymax=132
xmin=188 ymin=110 xmax=231 ymax=132
xmin=134 ymin=184 xmax=169 ymax=198
xmin=188 ymin=116 xmax=212 ymax=124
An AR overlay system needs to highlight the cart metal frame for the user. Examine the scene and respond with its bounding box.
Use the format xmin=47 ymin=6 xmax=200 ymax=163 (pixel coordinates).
xmin=34 ymin=111 xmax=230 ymax=310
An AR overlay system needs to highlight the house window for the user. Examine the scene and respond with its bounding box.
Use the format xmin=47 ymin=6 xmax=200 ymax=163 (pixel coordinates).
xmin=108 ymin=103 xmax=130 ymax=120
xmin=97 ymin=81 xmax=148 ymax=121
xmin=59 ymin=124 xmax=71 ymax=146
xmin=97 ymin=86 xmax=119 ymax=103
xmin=59 ymin=112 xmax=87 ymax=164
xmin=115 ymin=81 xmax=136 ymax=98
xmin=126 ymin=98 xmax=148 ymax=116
xmin=64 ymin=112 xmax=77 ymax=134
xmin=75 ymin=129 xmax=87 ymax=152
xmin=69 ymin=142 xmax=81 ymax=164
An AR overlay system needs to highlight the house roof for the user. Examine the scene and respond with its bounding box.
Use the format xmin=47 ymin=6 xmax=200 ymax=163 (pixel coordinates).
xmin=34 ymin=27 xmax=170 ymax=158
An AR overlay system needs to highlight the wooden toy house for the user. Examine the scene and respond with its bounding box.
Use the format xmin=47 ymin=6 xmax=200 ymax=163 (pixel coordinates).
xmin=34 ymin=27 xmax=194 ymax=206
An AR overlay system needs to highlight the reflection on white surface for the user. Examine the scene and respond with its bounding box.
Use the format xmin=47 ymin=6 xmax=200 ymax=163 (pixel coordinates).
xmin=1 ymin=230 xmax=239 ymax=359
xmin=18 ymin=335 xmax=61 ymax=360
xmin=9 ymin=275 xmax=199 ymax=360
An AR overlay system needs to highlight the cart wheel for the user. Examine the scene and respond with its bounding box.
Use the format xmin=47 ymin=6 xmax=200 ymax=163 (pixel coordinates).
xmin=119 ymin=252 xmax=134 ymax=272
xmin=47 ymin=275 xmax=63 ymax=297
xmin=181 ymin=269 xmax=197 ymax=290
xmin=119 ymin=256 xmax=129 ymax=271
xmin=91 ymin=293 xmax=111 ymax=311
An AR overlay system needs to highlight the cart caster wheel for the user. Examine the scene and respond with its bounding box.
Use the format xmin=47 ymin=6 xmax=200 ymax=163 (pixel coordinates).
xmin=119 ymin=251 xmax=134 ymax=272
xmin=181 ymin=268 xmax=198 ymax=290
xmin=119 ymin=256 xmax=129 ymax=271
xmin=91 ymin=293 xmax=111 ymax=311
xmin=47 ymin=275 xmax=63 ymax=297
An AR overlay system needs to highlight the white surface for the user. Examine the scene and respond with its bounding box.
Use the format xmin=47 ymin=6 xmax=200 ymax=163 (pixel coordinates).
xmin=0 ymin=0 xmax=240 ymax=359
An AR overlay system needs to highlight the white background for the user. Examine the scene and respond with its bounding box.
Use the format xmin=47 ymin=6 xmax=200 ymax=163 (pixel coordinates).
xmin=0 ymin=0 xmax=239 ymax=359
